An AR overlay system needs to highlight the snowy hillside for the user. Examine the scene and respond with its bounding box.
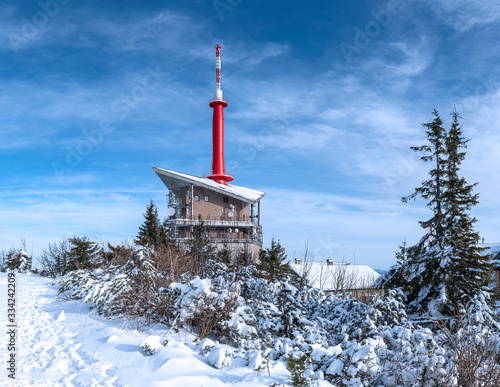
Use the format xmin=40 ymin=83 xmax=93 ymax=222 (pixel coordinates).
xmin=0 ymin=273 xmax=332 ymax=386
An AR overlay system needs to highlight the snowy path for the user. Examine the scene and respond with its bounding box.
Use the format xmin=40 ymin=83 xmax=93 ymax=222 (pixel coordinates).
xmin=0 ymin=273 xmax=305 ymax=387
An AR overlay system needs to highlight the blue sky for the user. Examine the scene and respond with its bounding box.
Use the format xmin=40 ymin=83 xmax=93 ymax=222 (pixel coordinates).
xmin=1 ymin=0 xmax=500 ymax=269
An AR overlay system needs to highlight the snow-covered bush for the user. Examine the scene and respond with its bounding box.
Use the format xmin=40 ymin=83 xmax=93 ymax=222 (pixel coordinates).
xmin=59 ymin=267 xmax=131 ymax=316
xmin=3 ymin=249 xmax=32 ymax=272
xmin=140 ymin=335 xmax=167 ymax=356
xmin=56 ymin=253 xmax=500 ymax=386
xmin=196 ymin=338 xmax=236 ymax=369
xmin=171 ymin=276 xmax=238 ymax=338
xmin=285 ymin=353 xmax=315 ymax=387
xmin=58 ymin=250 xmax=163 ymax=319
xmin=431 ymin=292 xmax=500 ymax=386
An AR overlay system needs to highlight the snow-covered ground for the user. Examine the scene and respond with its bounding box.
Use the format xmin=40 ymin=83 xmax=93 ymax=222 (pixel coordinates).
xmin=0 ymin=273 xmax=332 ymax=386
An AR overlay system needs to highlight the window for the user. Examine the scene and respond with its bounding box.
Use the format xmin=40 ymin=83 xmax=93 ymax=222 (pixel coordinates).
xmin=194 ymin=195 xmax=200 ymax=202
xmin=204 ymin=195 xmax=210 ymax=202
xmin=223 ymin=196 xmax=229 ymax=203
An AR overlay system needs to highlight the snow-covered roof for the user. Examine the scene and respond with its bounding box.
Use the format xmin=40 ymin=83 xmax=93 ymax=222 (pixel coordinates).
xmin=290 ymin=262 xmax=380 ymax=291
xmin=481 ymin=243 xmax=500 ymax=257
xmin=153 ymin=167 xmax=265 ymax=204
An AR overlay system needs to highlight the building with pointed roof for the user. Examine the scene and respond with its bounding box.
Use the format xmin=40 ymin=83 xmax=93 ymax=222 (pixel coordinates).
xmin=154 ymin=45 xmax=265 ymax=264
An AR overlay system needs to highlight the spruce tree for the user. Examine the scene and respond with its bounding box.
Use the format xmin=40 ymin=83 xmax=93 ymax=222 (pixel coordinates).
xmin=189 ymin=216 xmax=216 ymax=272
xmin=136 ymin=200 xmax=170 ymax=249
xmin=378 ymin=109 xmax=494 ymax=313
xmin=236 ymin=242 xmax=253 ymax=269
xmin=402 ymin=109 xmax=448 ymax=248
xmin=216 ymin=242 xmax=233 ymax=269
xmin=257 ymin=238 xmax=291 ymax=283
xmin=441 ymin=111 xmax=493 ymax=304
xmin=397 ymin=110 xmax=449 ymax=311
xmin=66 ymin=236 xmax=100 ymax=271
xmin=4 ymin=249 xmax=32 ymax=272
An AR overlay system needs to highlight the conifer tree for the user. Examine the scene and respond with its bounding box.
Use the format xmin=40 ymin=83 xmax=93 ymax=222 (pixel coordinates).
xmin=189 ymin=216 xmax=216 ymax=272
xmin=378 ymin=109 xmax=494 ymax=313
xmin=66 ymin=236 xmax=100 ymax=271
xmin=135 ymin=200 xmax=170 ymax=249
xmin=236 ymin=242 xmax=253 ymax=269
xmin=4 ymin=249 xmax=32 ymax=272
xmin=441 ymin=111 xmax=493 ymax=303
xmin=257 ymin=238 xmax=291 ymax=283
xmin=394 ymin=110 xmax=449 ymax=311
xmin=402 ymin=109 xmax=448 ymax=248
xmin=276 ymin=282 xmax=304 ymax=338
xmin=216 ymin=242 xmax=233 ymax=268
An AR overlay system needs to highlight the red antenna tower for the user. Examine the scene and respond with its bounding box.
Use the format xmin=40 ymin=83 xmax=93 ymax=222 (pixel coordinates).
xmin=207 ymin=44 xmax=233 ymax=185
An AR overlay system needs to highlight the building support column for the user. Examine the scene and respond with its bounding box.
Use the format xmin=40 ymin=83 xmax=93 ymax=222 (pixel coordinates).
xmin=257 ymin=200 xmax=261 ymax=227
xmin=190 ymin=184 xmax=194 ymax=220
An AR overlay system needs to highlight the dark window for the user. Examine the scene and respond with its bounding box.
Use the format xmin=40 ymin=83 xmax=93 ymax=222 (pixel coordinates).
xmin=223 ymin=196 xmax=229 ymax=203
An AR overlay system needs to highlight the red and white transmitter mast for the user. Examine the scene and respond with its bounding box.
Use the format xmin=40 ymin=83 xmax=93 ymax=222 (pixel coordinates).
xmin=207 ymin=44 xmax=233 ymax=185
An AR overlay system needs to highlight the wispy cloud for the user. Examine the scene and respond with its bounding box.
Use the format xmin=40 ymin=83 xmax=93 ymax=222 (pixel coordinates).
xmin=420 ymin=0 xmax=500 ymax=30
xmin=0 ymin=185 xmax=168 ymax=256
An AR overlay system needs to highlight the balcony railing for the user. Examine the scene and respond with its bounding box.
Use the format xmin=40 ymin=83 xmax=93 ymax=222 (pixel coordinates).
xmin=168 ymin=214 xmax=257 ymax=224
xmin=174 ymin=237 xmax=262 ymax=247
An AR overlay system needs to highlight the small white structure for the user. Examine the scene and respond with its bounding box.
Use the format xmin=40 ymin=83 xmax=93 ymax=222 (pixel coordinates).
xmin=290 ymin=260 xmax=380 ymax=292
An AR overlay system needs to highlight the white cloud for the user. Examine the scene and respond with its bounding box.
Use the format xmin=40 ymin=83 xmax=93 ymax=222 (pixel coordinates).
xmin=227 ymin=42 xmax=290 ymax=67
xmin=420 ymin=0 xmax=500 ymax=30
xmin=0 ymin=186 xmax=168 ymax=257
xmin=387 ymin=39 xmax=433 ymax=76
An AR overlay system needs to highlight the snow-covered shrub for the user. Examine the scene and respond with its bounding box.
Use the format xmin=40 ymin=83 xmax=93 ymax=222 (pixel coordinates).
xmin=55 ymin=252 xmax=500 ymax=386
xmin=59 ymin=267 xmax=131 ymax=316
xmin=171 ymin=276 xmax=238 ymax=338
xmin=140 ymin=335 xmax=167 ymax=356
xmin=118 ymin=250 xmax=177 ymax=327
xmin=226 ymin=305 xmax=258 ymax=344
xmin=430 ymin=292 xmax=500 ymax=386
xmin=246 ymin=349 xmax=270 ymax=373
xmin=196 ymin=338 xmax=236 ymax=369
xmin=285 ymin=353 xmax=314 ymax=387
xmin=58 ymin=250 xmax=167 ymax=320
xmin=3 ymin=249 xmax=32 ymax=272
